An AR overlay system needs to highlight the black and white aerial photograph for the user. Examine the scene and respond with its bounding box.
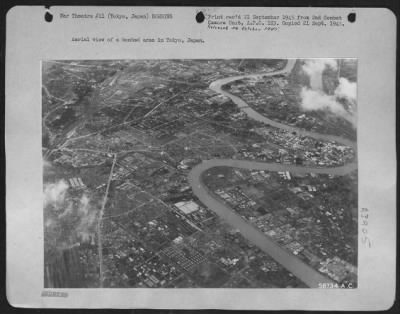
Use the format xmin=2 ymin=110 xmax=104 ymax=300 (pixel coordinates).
xmin=42 ymin=58 xmax=358 ymax=289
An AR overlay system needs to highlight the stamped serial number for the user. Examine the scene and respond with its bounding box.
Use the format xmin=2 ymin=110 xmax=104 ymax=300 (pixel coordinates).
xmin=318 ymin=282 xmax=354 ymax=289
xmin=41 ymin=290 xmax=68 ymax=297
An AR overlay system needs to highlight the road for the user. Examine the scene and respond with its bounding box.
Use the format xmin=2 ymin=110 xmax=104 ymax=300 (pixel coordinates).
xmin=98 ymin=153 xmax=117 ymax=287
xmin=188 ymin=59 xmax=357 ymax=288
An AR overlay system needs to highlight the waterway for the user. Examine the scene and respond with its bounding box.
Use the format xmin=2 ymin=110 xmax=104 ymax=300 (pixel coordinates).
xmin=188 ymin=59 xmax=357 ymax=288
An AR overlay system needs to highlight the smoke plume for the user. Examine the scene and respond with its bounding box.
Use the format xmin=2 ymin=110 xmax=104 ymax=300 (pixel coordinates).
xmin=302 ymin=59 xmax=337 ymax=90
xmin=58 ymin=202 xmax=73 ymax=218
xmin=43 ymin=180 xmax=69 ymax=209
xmin=43 ymin=158 xmax=53 ymax=169
xmin=76 ymin=194 xmax=98 ymax=239
xmin=300 ymin=59 xmax=357 ymax=127
xmin=300 ymin=87 xmax=356 ymax=127
xmin=335 ymin=77 xmax=357 ymax=103
xmin=300 ymin=88 xmax=347 ymax=116
xmin=44 ymin=179 xmax=98 ymax=244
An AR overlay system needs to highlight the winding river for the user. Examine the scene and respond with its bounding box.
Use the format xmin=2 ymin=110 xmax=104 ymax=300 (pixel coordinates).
xmin=188 ymin=60 xmax=357 ymax=288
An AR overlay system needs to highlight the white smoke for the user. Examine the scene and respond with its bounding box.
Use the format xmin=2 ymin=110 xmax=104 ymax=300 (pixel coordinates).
xmin=300 ymin=88 xmax=348 ymax=116
xmin=77 ymin=232 xmax=91 ymax=243
xmin=78 ymin=194 xmax=90 ymax=215
xmin=300 ymin=87 xmax=356 ymax=127
xmin=303 ymin=59 xmax=338 ymax=75
xmin=335 ymin=77 xmax=357 ymax=102
xmin=76 ymin=194 xmax=98 ymax=235
xmin=43 ymin=180 xmax=69 ymax=209
xmin=76 ymin=201 xmax=98 ymax=245
xmin=302 ymin=59 xmax=337 ymax=90
xmin=44 ymin=179 xmax=98 ymax=244
xmin=44 ymin=218 xmax=54 ymax=228
xmin=300 ymin=59 xmax=357 ymax=127
xmin=58 ymin=202 xmax=73 ymax=218
xmin=43 ymin=158 xmax=52 ymax=169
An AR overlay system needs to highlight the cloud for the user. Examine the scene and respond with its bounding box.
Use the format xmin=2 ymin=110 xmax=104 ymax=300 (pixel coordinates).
xmin=299 ymin=59 xmax=357 ymax=128
xmin=43 ymin=180 xmax=69 ymax=209
xmin=300 ymin=87 xmax=347 ymax=116
xmin=78 ymin=194 xmax=90 ymax=215
xmin=300 ymin=87 xmax=356 ymax=128
xmin=334 ymin=77 xmax=357 ymax=102
xmin=44 ymin=179 xmax=98 ymax=244
xmin=302 ymin=59 xmax=337 ymax=90
xmin=76 ymin=194 xmax=98 ymax=233
xmin=302 ymin=59 xmax=337 ymax=76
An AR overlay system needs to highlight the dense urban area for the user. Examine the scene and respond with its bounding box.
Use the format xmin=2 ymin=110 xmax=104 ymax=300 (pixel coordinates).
xmin=43 ymin=58 xmax=358 ymax=289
